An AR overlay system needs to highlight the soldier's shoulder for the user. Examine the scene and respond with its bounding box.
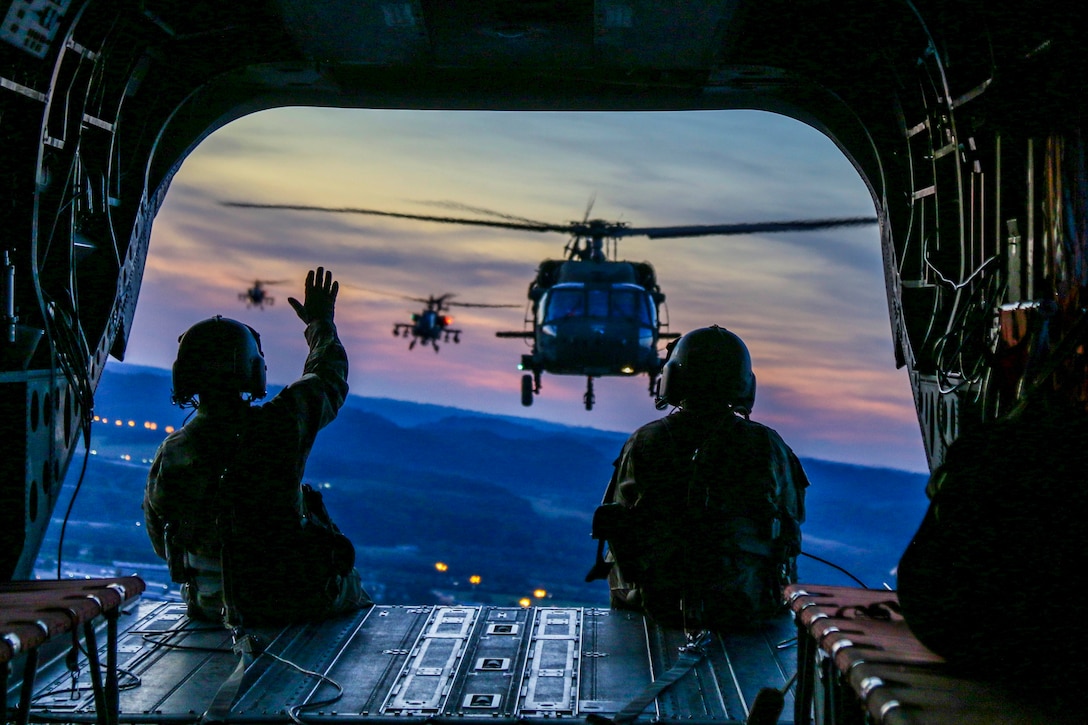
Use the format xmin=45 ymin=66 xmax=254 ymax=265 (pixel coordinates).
xmin=736 ymin=415 xmax=779 ymax=434
xmin=733 ymin=416 xmax=794 ymax=448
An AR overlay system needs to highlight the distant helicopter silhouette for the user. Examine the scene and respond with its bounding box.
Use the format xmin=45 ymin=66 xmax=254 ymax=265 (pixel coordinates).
xmin=393 ymin=292 xmax=519 ymax=352
xmin=344 ymin=286 xmax=519 ymax=353
xmin=239 ymin=279 xmax=288 ymax=309
xmin=223 ymin=200 xmax=876 ymax=408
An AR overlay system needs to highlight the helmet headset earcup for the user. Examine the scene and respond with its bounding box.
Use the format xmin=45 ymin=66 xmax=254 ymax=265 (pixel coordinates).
xmin=654 ymin=325 xmax=755 ymax=413
xmin=655 ymin=338 xmax=684 ymax=410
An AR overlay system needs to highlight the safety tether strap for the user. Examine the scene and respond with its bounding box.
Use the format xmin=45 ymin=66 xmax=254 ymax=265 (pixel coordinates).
xmin=586 ymin=630 xmax=712 ymax=725
xmin=202 ymin=628 xmax=261 ymax=723
xmin=202 ymin=429 xmax=257 ymax=723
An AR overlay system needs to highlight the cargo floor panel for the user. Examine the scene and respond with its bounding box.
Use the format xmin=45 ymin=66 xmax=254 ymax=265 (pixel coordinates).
xmin=24 ymin=599 xmax=798 ymax=724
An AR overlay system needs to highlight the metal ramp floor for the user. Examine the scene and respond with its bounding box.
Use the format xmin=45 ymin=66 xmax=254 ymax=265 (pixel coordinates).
xmin=22 ymin=598 xmax=798 ymax=724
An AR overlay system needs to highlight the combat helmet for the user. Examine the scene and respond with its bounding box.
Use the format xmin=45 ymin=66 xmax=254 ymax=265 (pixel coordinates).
xmin=172 ymin=315 xmax=267 ymax=406
xmin=655 ymin=325 xmax=756 ymax=413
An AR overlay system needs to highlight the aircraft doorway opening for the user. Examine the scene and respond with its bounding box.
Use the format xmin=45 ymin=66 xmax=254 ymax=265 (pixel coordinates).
xmin=42 ymin=107 xmax=924 ymax=608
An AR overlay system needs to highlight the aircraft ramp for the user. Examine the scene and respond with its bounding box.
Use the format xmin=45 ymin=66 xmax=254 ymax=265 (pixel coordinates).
xmin=23 ymin=599 xmax=796 ymax=724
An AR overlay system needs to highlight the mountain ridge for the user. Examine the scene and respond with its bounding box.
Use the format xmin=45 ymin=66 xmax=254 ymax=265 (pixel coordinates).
xmin=57 ymin=362 xmax=932 ymax=602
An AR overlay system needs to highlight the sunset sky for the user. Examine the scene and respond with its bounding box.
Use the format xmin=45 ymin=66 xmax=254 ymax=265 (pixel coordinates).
xmin=119 ymin=107 xmax=929 ymax=473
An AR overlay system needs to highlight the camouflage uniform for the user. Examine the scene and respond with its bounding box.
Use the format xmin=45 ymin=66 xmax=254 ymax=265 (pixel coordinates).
xmin=605 ymin=407 xmax=808 ymax=627
xmin=144 ymin=317 xmax=371 ymax=625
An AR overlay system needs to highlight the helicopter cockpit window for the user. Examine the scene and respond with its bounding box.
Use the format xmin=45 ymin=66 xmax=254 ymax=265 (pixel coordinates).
xmin=611 ymin=291 xmax=637 ymax=319
xmin=612 ymin=285 xmax=656 ymax=327
xmin=542 ymin=287 xmax=585 ymax=323
xmin=587 ymin=289 xmax=609 ymax=318
xmin=541 ymin=284 xmax=657 ymax=326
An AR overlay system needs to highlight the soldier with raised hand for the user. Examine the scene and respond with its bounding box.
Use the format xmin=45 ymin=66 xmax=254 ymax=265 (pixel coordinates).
xmin=144 ymin=267 xmax=371 ymax=626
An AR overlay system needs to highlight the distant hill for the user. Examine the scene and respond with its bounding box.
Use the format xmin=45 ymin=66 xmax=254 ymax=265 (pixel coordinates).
xmin=97 ymin=363 xmax=624 ymax=439
xmin=53 ymin=363 xmax=931 ymax=603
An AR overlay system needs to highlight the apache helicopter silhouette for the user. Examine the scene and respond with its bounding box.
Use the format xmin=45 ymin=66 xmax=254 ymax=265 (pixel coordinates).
xmin=223 ymin=200 xmax=876 ymax=409
xmin=389 ymin=291 xmax=519 ymax=352
xmin=238 ymin=278 xmax=288 ymax=309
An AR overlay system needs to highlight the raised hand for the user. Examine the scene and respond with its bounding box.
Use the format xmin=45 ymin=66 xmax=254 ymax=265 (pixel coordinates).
xmin=288 ymin=267 xmax=339 ymax=324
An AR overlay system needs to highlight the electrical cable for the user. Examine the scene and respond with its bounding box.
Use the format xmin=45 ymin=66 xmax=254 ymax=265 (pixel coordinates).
xmin=137 ymin=633 xmax=232 ymax=654
xmin=54 ymin=442 xmax=91 ymax=579
xmin=30 ymin=667 xmax=142 ymax=703
xmin=40 ymin=286 xmax=96 ymax=580
xmin=29 ymin=635 xmax=143 ymax=704
xmin=799 ymin=550 xmax=869 ymax=589
xmin=262 ymin=650 xmax=345 ymax=724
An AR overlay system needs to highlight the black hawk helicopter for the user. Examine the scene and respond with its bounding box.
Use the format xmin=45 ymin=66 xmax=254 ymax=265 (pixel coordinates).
xmin=390 ymin=291 xmax=519 ymax=352
xmin=223 ymin=201 xmax=876 ymax=409
xmin=238 ymin=278 xmax=288 ymax=309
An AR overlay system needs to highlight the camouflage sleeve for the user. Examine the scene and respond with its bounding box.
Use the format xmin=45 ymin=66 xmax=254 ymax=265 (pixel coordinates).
xmin=614 ymin=425 xmax=665 ymax=507
xmin=264 ymin=317 xmax=350 ymax=441
xmin=143 ymin=439 xmax=197 ymax=561
xmin=614 ymin=420 xmax=684 ymax=509
xmin=299 ymin=317 xmax=350 ymax=423
xmin=612 ymin=435 xmax=640 ymax=506
xmin=143 ymin=449 xmax=168 ymax=560
xmin=767 ymin=428 xmax=809 ymax=523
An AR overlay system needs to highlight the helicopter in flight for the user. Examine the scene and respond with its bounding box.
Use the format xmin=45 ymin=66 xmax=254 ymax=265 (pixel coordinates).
xmin=389 ymin=292 xmax=519 ymax=353
xmin=238 ymin=278 xmax=288 ymax=309
xmin=222 ymin=200 xmax=876 ymax=409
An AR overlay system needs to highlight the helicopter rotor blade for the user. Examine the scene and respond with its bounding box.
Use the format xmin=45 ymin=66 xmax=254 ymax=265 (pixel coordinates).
xmin=223 ymin=201 xmax=877 ymax=243
xmin=623 ymin=217 xmax=878 ymax=239
xmin=234 ymin=276 xmax=290 ymax=285
xmin=340 ymin=284 xmax=423 ymax=303
xmin=221 ymin=201 xmax=574 ymax=234
xmin=343 ymin=285 xmax=513 ymax=309
xmin=417 ymin=201 xmax=555 ymax=229
xmin=582 ymin=193 xmax=596 ymax=224
xmin=434 ymin=293 xmax=457 ymax=307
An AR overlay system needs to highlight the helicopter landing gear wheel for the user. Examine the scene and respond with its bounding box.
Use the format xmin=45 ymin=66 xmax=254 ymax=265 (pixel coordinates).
xmin=521 ymin=374 xmax=534 ymax=406
xmin=584 ymin=377 xmax=595 ymax=411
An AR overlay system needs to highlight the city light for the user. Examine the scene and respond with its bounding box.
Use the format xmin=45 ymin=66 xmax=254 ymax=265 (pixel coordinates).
xmin=469 ymin=575 xmax=481 ymax=585
xmin=434 ymin=562 xmax=448 ymax=572
xmin=94 ymin=412 xmax=170 ymax=431
xmin=518 ymin=598 xmax=531 ymax=608
xmin=533 ymin=589 xmax=547 ymax=599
